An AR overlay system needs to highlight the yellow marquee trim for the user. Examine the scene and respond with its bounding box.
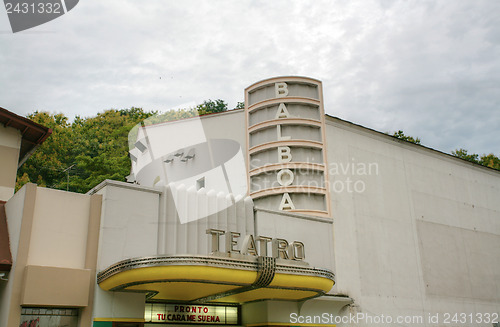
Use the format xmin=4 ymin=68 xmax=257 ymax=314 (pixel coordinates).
xmin=99 ymin=265 xmax=257 ymax=291
xmin=97 ymin=255 xmax=334 ymax=302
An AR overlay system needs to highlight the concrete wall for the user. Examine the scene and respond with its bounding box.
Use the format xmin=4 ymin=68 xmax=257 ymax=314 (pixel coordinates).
xmin=133 ymin=109 xmax=247 ymax=193
xmin=254 ymin=208 xmax=334 ymax=271
xmin=0 ymin=124 xmax=21 ymax=201
xmin=94 ymin=182 xmax=161 ymax=271
xmin=28 ymin=187 xmax=92 ymax=268
xmin=326 ymin=116 xmax=500 ymax=325
xmin=0 ymin=184 xmax=101 ymax=327
xmin=0 ymin=185 xmax=26 ymax=327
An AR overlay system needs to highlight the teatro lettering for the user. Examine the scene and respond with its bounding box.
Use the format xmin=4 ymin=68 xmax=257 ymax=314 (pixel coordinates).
xmin=206 ymin=229 xmax=305 ymax=261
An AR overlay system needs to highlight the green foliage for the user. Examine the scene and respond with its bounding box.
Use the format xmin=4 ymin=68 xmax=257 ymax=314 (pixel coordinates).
xmin=479 ymin=153 xmax=500 ymax=170
xmin=387 ymin=131 xmax=499 ymax=171
xmin=391 ymin=130 xmax=421 ymax=144
xmin=195 ymin=99 xmax=227 ymax=115
xmin=15 ymin=100 xmax=233 ymax=194
xmin=19 ymin=102 xmax=496 ymax=195
xmin=451 ymin=148 xmax=480 ymax=163
xmin=234 ymin=102 xmax=245 ymax=109
xmin=452 ymin=149 xmax=500 ymax=170
xmin=16 ymin=107 xmax=155 ymax=193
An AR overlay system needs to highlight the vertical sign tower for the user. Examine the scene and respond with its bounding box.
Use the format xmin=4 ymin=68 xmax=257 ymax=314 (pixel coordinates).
xmin=245 ymin=76 xmax=331 ymax=218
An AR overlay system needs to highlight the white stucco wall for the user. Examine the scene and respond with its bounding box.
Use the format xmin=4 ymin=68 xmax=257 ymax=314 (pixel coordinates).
xmin=94 ymin=182 xmax=161 ymax=271
xmin=326 ymin=116 xmax=500 ymax=325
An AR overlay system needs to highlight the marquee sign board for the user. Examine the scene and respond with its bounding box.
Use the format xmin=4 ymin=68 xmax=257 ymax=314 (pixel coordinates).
xmin=145 ymin=303 xmax=239 ymax=325
xmin=245 ymin=77 xmax=331 ymax=218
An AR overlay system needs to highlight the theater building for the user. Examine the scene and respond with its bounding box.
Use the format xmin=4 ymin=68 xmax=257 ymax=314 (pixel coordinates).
xmin=0 ymin=77 xmax=499 ymax=327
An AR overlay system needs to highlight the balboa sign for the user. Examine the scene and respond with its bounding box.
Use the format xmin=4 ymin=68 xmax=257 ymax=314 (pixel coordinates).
xmin=245 ymin=76 xmax=331 ymax=218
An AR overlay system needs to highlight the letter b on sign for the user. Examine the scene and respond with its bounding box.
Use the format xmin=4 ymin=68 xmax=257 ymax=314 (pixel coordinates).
xmin=275 ymin=83 xmax=289 ymax=97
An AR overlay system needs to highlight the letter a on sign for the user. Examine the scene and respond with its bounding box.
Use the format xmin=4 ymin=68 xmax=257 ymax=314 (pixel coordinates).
xmin=275 ymin=83 xmax=289 ymax=98
xmin=275 ymin=103 xmax=290 ymax=119
xmin=279 ymin=193 xmax=295 ymax=210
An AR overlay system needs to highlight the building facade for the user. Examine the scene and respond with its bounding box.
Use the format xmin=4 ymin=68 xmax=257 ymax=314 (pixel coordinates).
xmin=0 ymin=77 xmax=499 ymax=327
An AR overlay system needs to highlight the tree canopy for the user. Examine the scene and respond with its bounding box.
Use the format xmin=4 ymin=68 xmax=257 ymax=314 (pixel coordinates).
xmin=390 ymin=130 xmax=499 ymax=170
xmin=16 ymin=99 xmax=238 ymax=193
xmin=452 ymin=148 xmax=500 ymax=170
xmin=391 ymin=130 xmax=421 ymax=144
xmin=16 ymin=111 xmax=499 ymax=194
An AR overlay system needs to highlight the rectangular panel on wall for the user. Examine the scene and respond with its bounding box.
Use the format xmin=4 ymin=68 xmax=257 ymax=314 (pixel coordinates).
xmin=245 ymin=77 xmax=331 ymax=218
xmin=20 ymin=307 xmax=79 ymax=327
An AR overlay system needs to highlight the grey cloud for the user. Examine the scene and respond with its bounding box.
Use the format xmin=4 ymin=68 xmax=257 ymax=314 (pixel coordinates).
xmin=0 ymin=0 xmax=498 ymax=155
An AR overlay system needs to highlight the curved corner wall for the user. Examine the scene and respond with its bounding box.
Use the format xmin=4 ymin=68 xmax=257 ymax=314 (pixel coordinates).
xmin=245 ymin=77 xmax=331 ymax=218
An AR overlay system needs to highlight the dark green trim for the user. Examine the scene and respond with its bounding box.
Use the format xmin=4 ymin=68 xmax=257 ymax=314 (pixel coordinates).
xmin=93 ymin=322 xmax=113 ymax=327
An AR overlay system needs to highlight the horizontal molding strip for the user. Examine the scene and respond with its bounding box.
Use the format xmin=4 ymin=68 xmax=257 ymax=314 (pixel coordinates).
xmin=245 ymin=76 xmax=321 ymax=93
xmin=247 ymin=97 xmax=320 ymax=113
xmin=249 ymin=162 xmax=325 ymax=176
xmin=250 ymin=185 xmax=327 ymax=199
xmin=248 ymin=118 xmax=322 ymax=134
xmin=249 ymin=140 xmax=323 ymax=155
xmin=287 ymin=209 xmax=330 ymax=218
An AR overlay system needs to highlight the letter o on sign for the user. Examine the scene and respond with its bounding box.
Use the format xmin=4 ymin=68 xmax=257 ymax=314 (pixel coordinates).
xmin=277 ymin=169 xmax=294 ymax=186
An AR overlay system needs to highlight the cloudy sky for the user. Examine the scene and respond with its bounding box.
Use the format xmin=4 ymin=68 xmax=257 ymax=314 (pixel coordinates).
xmin=0 ymin=0 xmax=498 ymax=155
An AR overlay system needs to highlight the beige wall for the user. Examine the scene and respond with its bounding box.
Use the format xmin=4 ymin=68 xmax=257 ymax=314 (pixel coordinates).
xmin=0 ymin=184 xmax=102 ymax=327
xmin=0 ymin=124 xmax=21 ymax=201
xmin=0 ymin=185 xmax=27 ymax=327
xmin=21 ymin=265 xmax=91 ymax=307
xmin=28 ymin=188 xmax=92 ymax=269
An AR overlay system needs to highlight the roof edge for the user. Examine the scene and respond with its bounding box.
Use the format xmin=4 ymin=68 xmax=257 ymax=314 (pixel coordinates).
xmin=325 ymin=114 xmax=500 ymax=175
xmin=0 ymin=107 xmax=52 ymax=166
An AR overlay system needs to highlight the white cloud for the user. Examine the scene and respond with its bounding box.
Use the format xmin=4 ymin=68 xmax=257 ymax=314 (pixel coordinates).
xmin=0 ymin=0 xmax=498 ymax=155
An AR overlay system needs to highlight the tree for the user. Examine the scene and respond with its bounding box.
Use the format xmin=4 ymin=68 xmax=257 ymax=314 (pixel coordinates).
xmin=195 ymin=99 xmax=228 ymax=115
xmin=451 ymin=148 xmax=480 ymax=164
xmin=234 ymin=102 xmax=245 ymax=109
xmin=452 ymin=149 xmax=500 ymax=170
xmin=16 ymin=108 xmax=155 ymax=193
xmin=16 ymin=111 xmax=74 ymax=191
xmin=451 ymin=148 xmax=500 ymax=170
xmin=391 ymin=130 xmax=421 ymax=144
xmin=479 ymin=153 xmax=500 ymax=170
xmin=16 ymin=100 xmax=233 ymax=193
